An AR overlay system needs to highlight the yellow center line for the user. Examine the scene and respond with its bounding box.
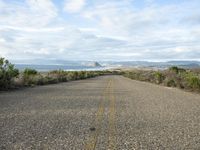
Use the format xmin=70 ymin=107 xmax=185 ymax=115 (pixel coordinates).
xmin=108 ymin=79 xmax=117 ymax=150
xmin=85 ymin=79 xmax=111 ymax=150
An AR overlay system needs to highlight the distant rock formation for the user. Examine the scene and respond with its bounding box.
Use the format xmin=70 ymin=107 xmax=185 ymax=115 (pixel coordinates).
xmin=82 ymin=61 xmax=102 ymax=67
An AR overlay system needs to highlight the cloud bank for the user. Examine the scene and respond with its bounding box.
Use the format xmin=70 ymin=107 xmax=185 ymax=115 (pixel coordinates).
xmin=0 ymin=0 xmax=200 ymax=62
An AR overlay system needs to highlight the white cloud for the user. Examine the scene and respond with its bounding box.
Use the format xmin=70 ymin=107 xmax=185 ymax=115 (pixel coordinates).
xmin=0 ymin=0 xmax=57 ymax=28
xmin=26 ymin=0 xmax=58 ymax=25
xmin=83 ymin=2 xmax=176 ymax=37
xmin=174 ymin=47 xmax=189 ymax=53
xmin=64 ymin=0 xmax=86 ymax=13
xmin=0 ymin=25 xmax=65 ymax=32
xmin=24 ymin=48 xmax=50 ymax=55
xmin=0 ymin=38 xmax=6 ymax=43
xmin=0 ymin=0 xmax=200 ymax=61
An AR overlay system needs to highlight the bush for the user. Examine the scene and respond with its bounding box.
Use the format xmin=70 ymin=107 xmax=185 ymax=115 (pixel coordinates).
xmin=23 ymin=68 xmax=38 ymax=86
xmin=153 ymin=72 xmax=165 ymax=84
xmin=186 ymin=73 xmax=200 ymax=90
xmin=165 ymin=79 xmax=176 ymax=87
xmin=0 ymin=61 xmax=108 ymax=90
xmin=0 ymin=58 xmax=19 ymax=89
xmin=23 ymin=68 xmax=37 ymax=75
xmin=122 ymin=66 xmax=200 ymax=92
xmin=169 ymin=66 xmax=186 ymax=74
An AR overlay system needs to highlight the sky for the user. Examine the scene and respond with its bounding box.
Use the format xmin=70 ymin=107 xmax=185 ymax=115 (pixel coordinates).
xmin=0 ymin=0 xmax=200 ymax=62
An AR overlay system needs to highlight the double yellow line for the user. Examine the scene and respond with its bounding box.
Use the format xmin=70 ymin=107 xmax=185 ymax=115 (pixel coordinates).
xmin=85 ymin=79 xmax=117 ymax=150
xmin=108 ymin=79 xmax=116 ymax=150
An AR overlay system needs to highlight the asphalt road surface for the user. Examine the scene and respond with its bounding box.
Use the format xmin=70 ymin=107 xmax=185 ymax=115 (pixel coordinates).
xmin=1 ymin=75 xmax=200 ymax=149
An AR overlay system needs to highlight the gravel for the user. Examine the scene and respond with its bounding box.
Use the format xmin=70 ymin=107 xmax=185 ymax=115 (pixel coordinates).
xmin=1 ymin=75 xmax=200 ymax=149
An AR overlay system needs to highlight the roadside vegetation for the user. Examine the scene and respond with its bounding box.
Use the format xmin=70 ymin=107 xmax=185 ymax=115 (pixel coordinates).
xmin=122 ymin=67 xmax=200 ymax=92
xmin=0 ymin=57 xmax=112 ymax=90
xmin=1 ymin=57 xmax=200 ymax=92
xmin=0 ymin=58 xmax=19 ymax=90
xmin=19 ymin=69 xmax=110 ymax=87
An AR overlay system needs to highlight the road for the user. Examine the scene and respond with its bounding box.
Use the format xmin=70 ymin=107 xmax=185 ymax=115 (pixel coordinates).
xmin=0 ymin=75 xmax=200 ymax=149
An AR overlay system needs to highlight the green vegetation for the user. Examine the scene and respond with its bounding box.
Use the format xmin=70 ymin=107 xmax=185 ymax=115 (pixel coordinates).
xmin=24 ymin=68 xmax=38 ymax=75
xmin=154 ymin=71 xmax=165 ymax=84
xmin=0 ymin=58 xmax=19 ymax=90
xmin=169 ymin=66 xmax=186 ymax=74
xmin=122 ymin=66 xmax=200 ymax=92
xmin=1 ymin=57 xmax=200 ymax=93
xmin=23 ymin=68 xmax=38 ymax=86
xmin=19 ymin=70 xmax=110 ymax=88
xmin=186 ymin=73 xmax=200 ymax=89
xmin=0 ymin=57 xmax=114 ymax=90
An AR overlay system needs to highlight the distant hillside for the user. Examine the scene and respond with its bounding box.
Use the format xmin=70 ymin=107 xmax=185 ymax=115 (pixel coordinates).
xmin=13 ymin=59 xmax=200 ymax=70
xmin=167 ymin=61 xmax=200 ymax=68
xmin=167 ymin=61 xmax=200 ymax=65
xmin=101 ymin=60 xmax=200 ymax=69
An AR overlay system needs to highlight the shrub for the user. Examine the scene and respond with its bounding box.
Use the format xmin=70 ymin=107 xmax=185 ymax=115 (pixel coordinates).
xmin=48 ymin=70 xmax=68 ymax=82
xmin=123 ymin=67 xmax=200 ymax=92
xmin=81 ymin=71 xmax=88 ymax=79
xmin=153 ymin=72 xmax=165 ymax=84
xmin=165 ymin=79 xmax=176 ymax=87
xmin=0 ymin=57 xmax=19 ymax=89
xmin=23 ymin=68 xmax=37 ymax=75
xmin=72 ymin=71 xmax=79 ymax=80
xmin=45 ymin=76 xmax=59 ymax=84
xmin=186 ymin=73 xmax=200 ymax=90
xmin=23 ymin=68 xmax=38 ymax=86
xmin=169 ymin=66 xmax=186 ymax=74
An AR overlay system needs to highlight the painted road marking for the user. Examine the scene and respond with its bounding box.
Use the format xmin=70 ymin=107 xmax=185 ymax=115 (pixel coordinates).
xmin=85 ymin=78 xmax=117 ymax=150
xmin=85 ymin=80 xmax=111 ymax=150
xmin=108 ymin=79 xmax=117 ymax=150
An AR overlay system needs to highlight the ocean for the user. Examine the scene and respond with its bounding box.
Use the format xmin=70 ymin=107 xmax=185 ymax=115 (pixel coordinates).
xmin=15 ymin=64 xmax=108 ymax=72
